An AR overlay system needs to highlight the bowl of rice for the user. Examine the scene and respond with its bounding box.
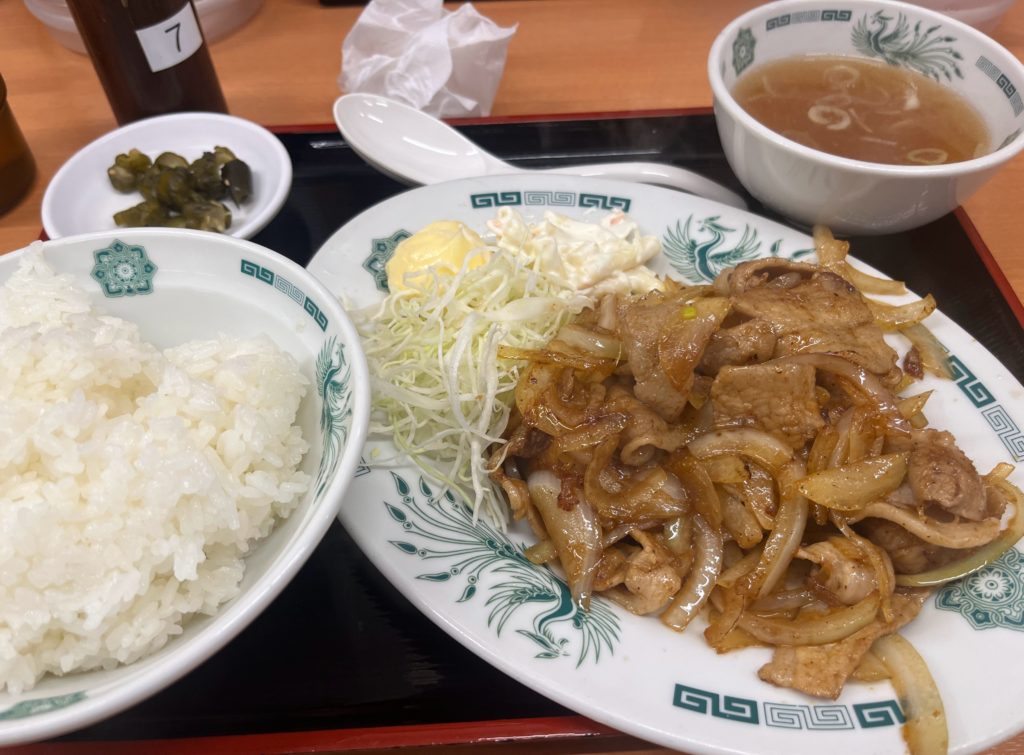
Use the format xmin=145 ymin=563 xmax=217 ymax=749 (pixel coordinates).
xmin=0 ymin=228 xmax=370 ymax=744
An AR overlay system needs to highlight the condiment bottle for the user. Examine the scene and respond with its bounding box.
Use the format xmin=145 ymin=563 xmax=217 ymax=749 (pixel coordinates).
xmin=65 ymin=0 xmax=228 ymax=125
xmin=0 ymin=73 xmax=36 ymax=216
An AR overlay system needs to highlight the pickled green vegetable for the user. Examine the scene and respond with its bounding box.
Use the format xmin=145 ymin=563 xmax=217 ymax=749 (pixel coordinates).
xmin=114 ymin=200 xmax=169 ymax=228
xmin=107 ymin=165 xmax=137 ymax=192
xmin=212 ymin=146 xmax=237 ymax=167
xmin=107 ymin=145 xmax=253 ymax=233
xmin=154 ymin=151 xmax=189 ymax=170
xmin=222 ymin=159 xmax=252 ymax=206
xmin=189 ymin=152 xmax=227 ymax=200
xmin=182 ymin=200 xmax=231 ymax=232
xmin=107 ymin=148 xmax=153 ymax=192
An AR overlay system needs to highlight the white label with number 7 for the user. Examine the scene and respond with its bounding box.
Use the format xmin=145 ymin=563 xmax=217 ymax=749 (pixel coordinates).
xmin=135 ymin=2 xmax=204 ymax=73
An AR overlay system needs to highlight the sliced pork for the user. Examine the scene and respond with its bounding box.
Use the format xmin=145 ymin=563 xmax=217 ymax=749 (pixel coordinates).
xmin=710 ymin=362 xmax=824 ymax=449
xmin=757 ymin=590 xmax=927 ymax=699
xmin=716 ymin=260 xmax=899 ymax=382
xmin=908 ymin=429 xmax=991 ymax=521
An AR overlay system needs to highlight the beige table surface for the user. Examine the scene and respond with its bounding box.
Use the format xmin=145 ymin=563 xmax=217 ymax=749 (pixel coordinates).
xmin=2 ymin=0 xmax=1024 ymax=302
xmin=1 ymin=1 xmax=1023 ymax=753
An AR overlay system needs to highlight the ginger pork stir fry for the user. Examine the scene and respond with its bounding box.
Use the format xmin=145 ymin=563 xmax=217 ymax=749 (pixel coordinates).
xmin=490 ymin=231 xmax=1022 ymax=752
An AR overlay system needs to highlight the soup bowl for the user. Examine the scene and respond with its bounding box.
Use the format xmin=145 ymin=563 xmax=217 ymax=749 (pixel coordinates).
xmin=709 ymin=0 xmax=1024 ymax=234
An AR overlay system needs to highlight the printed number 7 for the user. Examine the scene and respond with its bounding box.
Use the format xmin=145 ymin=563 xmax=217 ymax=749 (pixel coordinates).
xmin=164 ymin=22 xmax=182 ymax=53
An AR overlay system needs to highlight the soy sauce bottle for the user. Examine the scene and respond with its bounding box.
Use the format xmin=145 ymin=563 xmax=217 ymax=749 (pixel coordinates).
xmin=66 ymin=0 xmax=228 ymax=125
xmin=0 ymin=74 xmax=35 ymax=215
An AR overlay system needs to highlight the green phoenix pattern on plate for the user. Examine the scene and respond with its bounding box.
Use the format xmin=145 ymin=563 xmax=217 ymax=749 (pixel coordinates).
xmin=382 ymin=472 xmax=619 ymax=666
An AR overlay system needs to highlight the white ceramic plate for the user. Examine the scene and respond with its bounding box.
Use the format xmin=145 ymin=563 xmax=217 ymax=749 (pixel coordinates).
xmin=0 ymin=229 xmax=369 ymax=745
xmin=309 ymin=174 xmax=1024 ymax=755
xmin=42 ymin=113 xmax=291 ymax=240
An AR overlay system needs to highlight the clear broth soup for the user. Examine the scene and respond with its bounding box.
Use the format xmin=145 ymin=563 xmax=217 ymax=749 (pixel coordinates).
xmin=733 ymin=55 xmax=989 ymax=166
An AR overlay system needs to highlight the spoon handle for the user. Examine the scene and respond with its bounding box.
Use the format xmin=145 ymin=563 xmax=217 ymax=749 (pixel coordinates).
xmin=538 ymin=162 xmax=747 ymax=210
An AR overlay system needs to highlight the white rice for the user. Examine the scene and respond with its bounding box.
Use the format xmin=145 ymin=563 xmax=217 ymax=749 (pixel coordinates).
xmin=0 ymin=250 xmax=310 ymax=694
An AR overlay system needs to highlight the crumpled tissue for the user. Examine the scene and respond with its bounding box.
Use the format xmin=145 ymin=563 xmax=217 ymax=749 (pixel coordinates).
xmin=339 ymin=0 xmax=517 ymax=118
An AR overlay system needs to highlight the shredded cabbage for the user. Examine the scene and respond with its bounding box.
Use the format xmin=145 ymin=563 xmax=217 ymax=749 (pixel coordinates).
xmin=354 ymin=248 xmax=592 ymax=526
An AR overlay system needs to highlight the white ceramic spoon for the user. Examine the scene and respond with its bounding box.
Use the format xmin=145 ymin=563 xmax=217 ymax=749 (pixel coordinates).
xmin=333 ymin=94 xmax=747 ymax=210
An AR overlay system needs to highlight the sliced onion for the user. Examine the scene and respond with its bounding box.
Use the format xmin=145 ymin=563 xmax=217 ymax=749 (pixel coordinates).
xmin=738 ymin=592 xmax=880 ymax=645
xmin=901 ymin=323 xmax=954 ymax=380
xmin=661 ymin=515 xmax=723 ymax=631
xmin=828 ymin=407 xmax=856 ymax=468
xmin=752 ymin=460 xmax=810 ymax=599
xmin=552 ymin=413 xmax=628 ymax=453
xmin=808 ymin=104 xmax=852 ymax=130
xmin=663 ymin=515 xmax=692 ymax=558
xmin=851 ymin=649 xmax=891 ymax=682
xmin=749 ymin=587 xmax=817 ymax=614
xmin=687 ymin=428 xmax=793 ymax=473
xmin=897 ymin=391 xmax=932 ymax=420
xmin=740 ymin=463 xmax=778 ymax=530
xmin=499 ymin=345 xmax=616 ymax=373
xmin=834 ymin=514 xmax=897 ymax=621
xmin=824 ymin=64 xmax=860 ymax=88
xmin=603 ymin=468 xmax=690 ymax=522
xmin=896 ymin=474 xmax=1024 ymax=586
xmin=907 ymin=148 xmax=948 ymax=165
xmin=705 ymin=583 xmax=746 ymax=646
xmin=708 ymin=462 xmax=808 ymax=644
xmin=621 ymin=425 xmax=696 ymax=466
xmin=527 ymin=470 xmax=602 ymax=608
xmin=602 ymin=520 xmax=659 ymax=549
xmin=524 ymin=539 xmax=558 ymax=564
xmin=667 ymin=450 xmax=723 ymax=529
xmin=835 ymin=261 xmax=907 ymax=296
xmin=867 ymin=294 xmax=937 ymax=331
xmin=551 ymin=324 xmax=623 ymax=360
xmin=812 ymin=225 xmax=850 ymax=265
xmin=848 ymin=107 xmax=874 ymax=134
xmin=808 ymin=424 xmax=840 ymax=474
xmin=872 ymin=633 xmax=948 ymax=755
xmin=711 ymin=625 xmax=765 ymax=652
xmin=851 ymin=502 xmax=1002 ymax=548
xmin=797 ymin=453 xmax=909 ymax=511
xmin=704 ymin=454 xmax=748 ymax=484
xmin=721 ymin=488 xmax=763 ymax=548
xmin=847 ymin=409 xmax=885 ymax=463
xmin=583 ymin=436 xmax=621 ymax=512
xmin=514 ymin=362 xmax=575 ymax=437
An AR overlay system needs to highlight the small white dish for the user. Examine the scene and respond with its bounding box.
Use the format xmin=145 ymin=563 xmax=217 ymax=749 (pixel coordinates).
xmin=42 ymin=112 xmax=291 ymax=240
xmin=708 ymin=0 xmax=1024 ymax=234
xmin=0 ymin=228 xmax=369 ymax=745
